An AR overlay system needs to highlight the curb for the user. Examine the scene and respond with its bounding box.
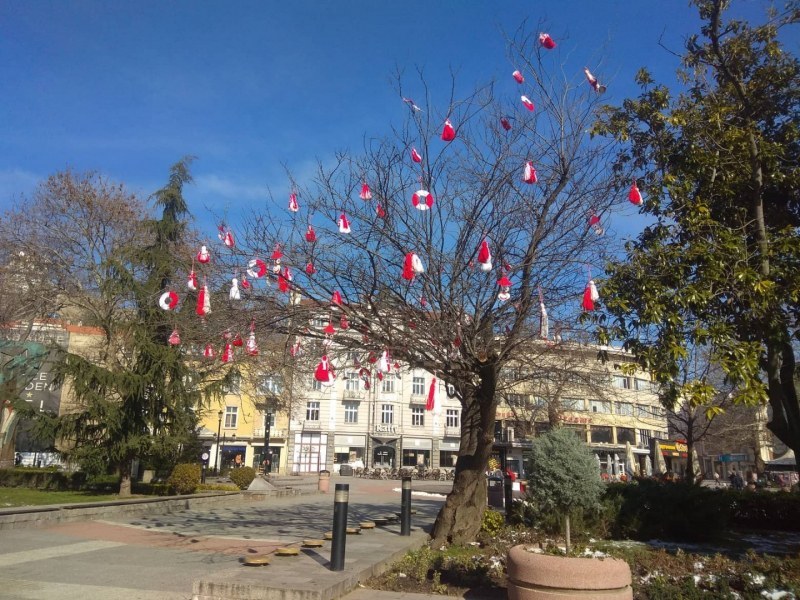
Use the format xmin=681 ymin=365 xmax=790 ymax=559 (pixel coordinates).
xmin=0 ymin=488 xmax=322 ymax=531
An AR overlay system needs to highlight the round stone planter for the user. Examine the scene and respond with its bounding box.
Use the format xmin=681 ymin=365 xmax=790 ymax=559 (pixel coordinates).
xmin=507 ymin=545 xmax=632 ymax=600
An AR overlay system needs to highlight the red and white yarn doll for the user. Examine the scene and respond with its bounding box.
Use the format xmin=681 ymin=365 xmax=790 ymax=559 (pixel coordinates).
xmin=426 ymin=377 xmax=437 ymax=411
xmin=589 ymin=213 xmax=604 ymax=235
xmin=582 ymin=278 xmax=600 ymax=311
xmin=314 ymin=355 xmax=336 ymax=387
xmin=583 ymin=67 xmax=607 ymax=94
xmin=360 ymin=182 xmax=372 ymax=200
xmin=410 ymin=148 xmax=422 ymax=163
xmin=221 ymin=342 xmax=234 ymax=364
xmin=477 ymin=239 xmax=492 ymax=272
xmin=331 ymin=290 xmax=343 ymax=306
xmin=203 ymin=343 xmax=216 ymax=359
xmin=196 ymin=283 xmax=210 ymax=317
xmin=271 ymin=245 xmax=283 ymax=274
xmin=288 ymin=192 xmax=299 ymax=212
xmin=278 ymin=267 xmax=291 ymax=293
xmin=378 ymin=350 xmax=391 ymax=373
xmin=323 ymin=320 xmax=336 ymax=336
xmin=512 ymin=70 xmax=524 ymax=84
xmin=158 ymin=290 xmax=179 ymax=310
xmin=289 ymin=338 xmax=302 ymax=357
xmin=168 ymin=329 xmax=181 ymax=346
xmin=523 ymin=161 xmax=538 ymax=184
xmin=339 ymin=314 xmax=349 ymax=330
xmin=338 ymin=213 xmax=351 ymax=234
xmin=228 ymin=278 xmax=239 ymax=301
xmin=305 ymin=262 xmax=316 ymax=275
xmin=196 ymin=245 xmax=211 ymax=264
xmin=187 ymin=269 xmax=197 ymax=291
xmin=539 ymin=33 xmax=556 ymax=49
xmin=628 ymin=179 xmax=643 ymax=206
xmin=539 ymin=289 xmax=549 ymax=339
xmin=500 ymin=117 xmax=512 ymax=131
xmin=305 ymin=225 xmax=317 ymax=243
xmin=441 ymin=119 xmax=455 ymax=142
xmin=240 ymin=274 xmax=251 ymax=290
xmin=246 ymin=331 xmax=259 ymax=356
xmin=411 ymin=189 xmax=434 ymax=211
xmin=402 ymin=252 xmax=425 ymax=281
xmin=231 ymin=333 xmax=243 ymax=348
xmin=247 ymin=258 xmax=267 ymax=278
xmin=521 ymin=95 xmax=535 ymax=111
xmin=218 ymin=226 xmax=235 ymax=249
xmin=376 ymin=203 xmax=386 ymax=218
xmin=497 ymin=273 xmax=512 ymax=302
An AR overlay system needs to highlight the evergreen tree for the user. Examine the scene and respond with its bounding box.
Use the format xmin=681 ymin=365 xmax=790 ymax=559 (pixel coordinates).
xmin=595 ymin=0 xmax=800 ymax=464
xmin=527 ymin=427 xmax=604 ymax=552
xmin=47 ymin=159 xmax=227 ymax=495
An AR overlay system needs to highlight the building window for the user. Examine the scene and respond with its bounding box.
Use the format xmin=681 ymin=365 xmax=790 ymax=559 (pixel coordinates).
xmin=259 ymin=375 xmax=281 ymax=395
xmin=263 ymin=412 xmax=276 ymax=428
xmin=636 ymin=404 xmax=656 ymax=418
xmin=381 ymin=403 xmax=394 ymax=425
xmin=224 ymin=406 xmax=238 ymax=428
xmin=345 ymin=371 xmax=360 ymax=391
xmin=615 ymin=402 xmax=634 ymax=416
xmin=639 ymin=429 xmax=652 ymax=447
xmin=412 ymin=376 xmax=425 ymax=396
xmin=589 ymin=400 xmax=611 ymax=414
xmin=562 ymin=397 xmax=584 ymax=411
xmin=634 ymin=378 xmax=650 ymax=392
xmin=311 ymin=317 xmax=327 ymax=328
xmin=616 ymin=427 xmax=636 ymax=444
xmin=507 ymin=394 xmax=530 ymax=407
xmin=311 ymin=378 xmax=322 ymax=392
xmin=590 ymin=425 xmax=613 ymax=444
xmin=306 ymin=401 xmax=320 ymax=421
xmin=564 ymin=425 xmax=586 ymax=440
xmin=446 ymin=409 xmax=459 ymax=428
xmin=382 ymin=377 xmax=395 ymax=393
xmin=613 ymin=375 xmax=631 ymax=389
xmin=447 ymin=384 xmax=456 ymax=396
xmin=411 ymin=406 xmax=425 ymax=427
xmin=343 ymin=401 xmax=358 ymax=424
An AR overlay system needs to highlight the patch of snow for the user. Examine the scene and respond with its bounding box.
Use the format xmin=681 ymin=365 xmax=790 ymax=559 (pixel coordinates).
xmin=390 ymin=488 xmax=446 ymax=499
xmin=760 ymin=591 xmax=793 ymax=600
xmin=640 ymin=571 xmax=662 ymax=584
xmin=693 ymin=561 xmax=704 ymax=571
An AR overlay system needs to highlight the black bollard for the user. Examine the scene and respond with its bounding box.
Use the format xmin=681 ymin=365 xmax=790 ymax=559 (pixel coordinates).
xmin=330 ymin=483 xmax=349 ymax=571
xmin=401 ymin=476 xmax=412 ymax=536
xmin=504 ymin=474 xmax=514 ymax=521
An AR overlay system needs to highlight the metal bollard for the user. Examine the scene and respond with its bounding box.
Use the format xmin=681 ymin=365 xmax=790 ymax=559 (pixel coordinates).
xmin=330 ymin=483 xmax=349 ymax=571
xmin=504 ymin=474 xmax=514 ymax=520
xmin=401 ymin=476 xmax=411 ymax=536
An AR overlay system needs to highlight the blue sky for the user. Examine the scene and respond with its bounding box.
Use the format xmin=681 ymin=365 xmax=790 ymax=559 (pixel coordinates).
xmin=0 ymin=1 xmax=785 ymax=240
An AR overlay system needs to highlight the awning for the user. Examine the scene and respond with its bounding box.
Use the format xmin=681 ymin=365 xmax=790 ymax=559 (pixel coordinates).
xmin=334 ymin=434 xmax=366 ymax=447
xmin=403 ymin=438 xmax=432 ymax=450
xmin=765 ymin=450 xmax=796 ymax=470
xmin=371 ymin=436 xmax=399 ymax=446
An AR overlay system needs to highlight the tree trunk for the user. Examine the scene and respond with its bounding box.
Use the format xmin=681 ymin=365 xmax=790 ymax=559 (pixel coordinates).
xmin=431 ymin=365 xmax=498 ymax=546
xmin=766 ymin=342 xmax=800 ymax=479
xmin=118 ymin=458 xmax=133 ymax=497
xmin=564 ymin=513 xmax=571 ymax=554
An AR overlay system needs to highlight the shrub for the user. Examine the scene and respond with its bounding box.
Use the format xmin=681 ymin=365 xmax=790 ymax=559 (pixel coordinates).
xmin=131 ymin=482 xmax=173 ymax=496
xmin=167 ymin=463 xmax=201 ymax=495
xmin=197 ymin=483 xmax=240 ymax=492
xmin=228 ymin=466 xmax=256 ymax=490
xmin=481 ymin=509 xmax=505 ymax=536
xmin=0 ymin=468 xmax=87 ymax=490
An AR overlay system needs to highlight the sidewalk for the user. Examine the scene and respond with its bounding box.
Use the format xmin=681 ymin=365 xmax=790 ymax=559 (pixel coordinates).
xmin=0 ymin=475 xmax=453 ymax=600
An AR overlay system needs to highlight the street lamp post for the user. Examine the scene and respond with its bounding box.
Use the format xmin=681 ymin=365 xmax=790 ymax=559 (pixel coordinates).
xmin=215 ymin=410 xmax=223 ymax=475
xmin=263 ymin=408 xmax=273 ymax=474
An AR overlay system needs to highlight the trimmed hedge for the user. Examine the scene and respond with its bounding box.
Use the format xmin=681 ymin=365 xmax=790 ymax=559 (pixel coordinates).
xmin=167 ymin=463 xmax=201 ymax=495
xmin=228 ymin=466 xmax=256 ymax=490
xmin=0 ymin=468 xmax=87 ymax=491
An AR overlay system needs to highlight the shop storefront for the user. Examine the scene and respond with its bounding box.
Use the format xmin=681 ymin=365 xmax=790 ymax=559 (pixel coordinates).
xmin=439 ymin=439 xmax=459 ymax=469
xmin=333 ymin=434 xmax=366 ymax=472
xmin=402 ymin=438 xmax=432 ymax=467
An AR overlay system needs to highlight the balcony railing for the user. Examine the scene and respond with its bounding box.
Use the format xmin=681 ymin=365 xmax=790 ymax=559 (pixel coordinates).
xmin=444 ymin=427 xmax=461 ymax=438
xmin=342 ymin=389 xmax=366 ymax=400
xmin=253 ymin=428 xmax=286 ymax=439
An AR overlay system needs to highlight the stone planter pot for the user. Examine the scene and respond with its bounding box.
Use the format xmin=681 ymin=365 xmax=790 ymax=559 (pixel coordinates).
xmin=507 ymin=545 xmax=632 ymax=600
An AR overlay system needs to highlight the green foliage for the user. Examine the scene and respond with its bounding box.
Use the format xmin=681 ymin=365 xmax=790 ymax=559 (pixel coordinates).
xmin=167 ymin=463 xmax=201 ymax=495
xmin=197 ymin=482 xmax=240 ymax=492
xmin=527 ymin=427 xmax=605 ymax=516
xmin=595 ymin=0 xmax=800 ymax=455
xmin=131 ymin=482 xmax=173 ymax=496
xmin=480 ymin=509 xmax=505 ymax=536
xmin=605 ymin=480 xmax=730 ymax=541
xmin=228 ymin=466 xmax=256 ymax=490
xmin=0 ymin=468 xmax=87 ymax=490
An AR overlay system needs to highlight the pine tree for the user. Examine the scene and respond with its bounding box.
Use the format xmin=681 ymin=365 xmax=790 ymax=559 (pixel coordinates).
xmin=527 ymin=427 xmax=604 ymax=552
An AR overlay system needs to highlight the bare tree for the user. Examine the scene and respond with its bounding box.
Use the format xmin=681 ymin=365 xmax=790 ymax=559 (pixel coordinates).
xmin=232 ymin=30 xmax=622 ymax=544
